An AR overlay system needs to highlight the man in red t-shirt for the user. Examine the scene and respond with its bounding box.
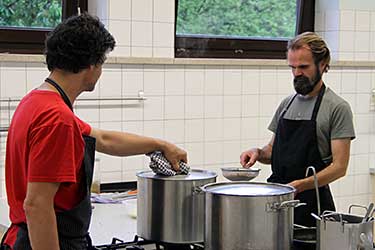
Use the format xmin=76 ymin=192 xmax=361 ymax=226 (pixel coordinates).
xmin=1 ymin=13 xmax=187 ymax=250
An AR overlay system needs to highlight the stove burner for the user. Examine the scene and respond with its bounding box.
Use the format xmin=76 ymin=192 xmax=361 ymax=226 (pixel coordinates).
xmin=94 ymin=236 xmax=204 ymax=250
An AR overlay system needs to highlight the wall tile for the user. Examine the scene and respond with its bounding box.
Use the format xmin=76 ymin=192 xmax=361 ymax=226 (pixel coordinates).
xmin=204 ymin=141 xmax=223 ymax=165
xmin=132 ymin=46 xmax=153 ymax=58
xmin=223 ymin=96 xmax=241 ymax=118
xmin=185 ymin=119 xmax=204 ymax=142
xmin=241 ymin=117 xmax=259 ymax=140
xmin=223 ymin=141 xmax=241 ymax=163
xmin=324 ymin=70 xmax=342 ymax=93
xmin=260 ymin=70 xmax=278 ymax=94
xmin=132 ymin=21 xmax=153 ymax=47
xmin=356 ymin=70 xmax=372 ymax=93
xmin=184 ymin=142 xmax=204 ymax=166
xmin=165 ymin=70 xmax=184 ymax=95
xmin=153 ymin=22 xmax=174 ymax=48
xmin=259 ymin=94 xmax=278 ymax=117
xmin=204 ymin=96 xmax=223 ymax=118
xmin=354 ymin=31 xmax=370 ymax=52
xmin=242 ymin=67 xmax=260 ymax=95
xmin=223 ymin=70 xmax=242 ymax=95
xmin=341 ymin=71 xmax=357 ymax=93
xmin=241 ymin=95 xmax=259 ymax=117
xmin=123 ymin=70 xmax=144 ymax=96
xmin=355 ymin=114 xmax=371 ymax=134
xmin=164 ymin=96 xmax=184 ymax=119
xmin=223 ymin=118 xmax=241 ymax=141
xmin=164 ymin=119 xmax=184 ymax=143
xmin=123 ymin=155 xmax=145 ymax=171
xmin=99 ymin=69 xmax=122 ymax=97
xmin=132 ymin=0 xmax=153 ymax=22
xmin=339 ymin=31 xmax=355 ymax=52
xmin=325 ymin=10 xmax=340 ymax=31
xmin=356 ymin=93 xmax=370 ymax=113
xmin=143 ymin=96 xmax=164 ymax=120
xmin=276 ymin=68 xmax=293 ymax=95
xmin=340 ymin=10 xmax=355 ymax=31
xmin=185 ymin=70 xmax=204 ymax=95
xmin=153 ymin=47 xmax=174 ymax=58
xmin=123 ymin=121 xmax=143 ymax=135
xmin=371 ymin=12 xmax=375 ymax=31
xmin=185 ymin=96 xmax=204 ymax=119
xmin=204 ymin=118 xmax=223 ymax=141
xmin=1 ymin=69 xmax=27 ymax=98
xmin=109 ymin=0 xmax=131 ymax=20
xmin=143 ymin=120 xmax=164 ymax=139
xmin=205 ymin=67 xmax=224 ymax=95
xmin=143 ymin=70 xmax=164 ymax=96
xmin=153 ymin=0 xmax=174 ymax=23
xmin=109 ymin=20 xmax=131 ymax=46
xmin=355 ymin=11 xmax=371 ymax=31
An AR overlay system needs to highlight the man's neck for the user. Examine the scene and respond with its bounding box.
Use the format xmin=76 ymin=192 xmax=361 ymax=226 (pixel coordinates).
xmin=306 ymin=80 xmax=323 ymax=97
xmin=42 ymin=70 xmax=84 ymax=105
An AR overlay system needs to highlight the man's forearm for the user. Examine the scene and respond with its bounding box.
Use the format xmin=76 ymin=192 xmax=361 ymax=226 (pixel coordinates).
xmin=258 ymin=144 xmax=273 ymax=164
xmin=92 ymin=129 xmax=165 ymax=156
xmin=25 ymin=205 xmax=60 ymax=250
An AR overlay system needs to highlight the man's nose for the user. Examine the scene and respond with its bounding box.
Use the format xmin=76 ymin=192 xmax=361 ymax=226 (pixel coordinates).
xmin=294 ymin=68 xmax=303 ymax=77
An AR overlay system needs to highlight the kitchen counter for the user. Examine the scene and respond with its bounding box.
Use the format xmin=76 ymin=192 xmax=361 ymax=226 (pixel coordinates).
xmin=0 ymin=197 xmax=137 ymax=245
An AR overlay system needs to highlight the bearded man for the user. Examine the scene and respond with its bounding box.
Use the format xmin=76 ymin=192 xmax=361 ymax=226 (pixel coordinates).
xmin=240 ymin=32 xmax=355 ymax=227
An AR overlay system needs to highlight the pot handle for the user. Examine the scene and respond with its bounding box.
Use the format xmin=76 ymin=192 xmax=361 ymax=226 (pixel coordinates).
xmin=192 ymin=186 xmax=205 ymax=195
xmin=266 ymin=200 xmax=306 ymax=212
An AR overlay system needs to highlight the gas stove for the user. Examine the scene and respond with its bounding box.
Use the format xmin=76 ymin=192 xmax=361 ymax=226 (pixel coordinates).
xmin=94 ymin=236 xmax=204 ymax=250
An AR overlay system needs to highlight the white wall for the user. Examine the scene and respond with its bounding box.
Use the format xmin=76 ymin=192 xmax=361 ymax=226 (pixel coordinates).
xmin=0 ymin=0 xmax=374 ymax=212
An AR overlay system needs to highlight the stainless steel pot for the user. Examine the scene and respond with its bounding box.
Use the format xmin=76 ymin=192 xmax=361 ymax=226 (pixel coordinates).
xmin=136 ymin=169 xmax=217 ymax=244
xmin=318 ymin=207 xmax=374 ymax=250
xmin=202 ymin=182 xmax=301 ymax=250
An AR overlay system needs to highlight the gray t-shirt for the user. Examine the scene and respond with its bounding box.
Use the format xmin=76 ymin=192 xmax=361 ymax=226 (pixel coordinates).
xmin=268 ymin=87 xmax=355 ymax=164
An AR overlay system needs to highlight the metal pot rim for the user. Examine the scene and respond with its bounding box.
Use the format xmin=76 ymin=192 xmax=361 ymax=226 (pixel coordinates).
xmin=136 ymin=169 xmax=217 ymax=181
xmin=201 ymin=181 xmax=296 ymax=197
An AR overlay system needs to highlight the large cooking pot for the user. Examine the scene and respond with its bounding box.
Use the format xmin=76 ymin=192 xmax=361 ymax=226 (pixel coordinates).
xmin=202 ymin=182 xmax=301 ymax=250
xmin=136 ymin=169 xmax=217 ymax=244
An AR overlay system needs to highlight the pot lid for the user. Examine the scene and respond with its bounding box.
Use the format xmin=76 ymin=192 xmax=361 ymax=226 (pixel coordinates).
xmin=202 ymin=182 xmax=295 ymax=196
xmin=136 ymin=169 xmax=217 ymax=181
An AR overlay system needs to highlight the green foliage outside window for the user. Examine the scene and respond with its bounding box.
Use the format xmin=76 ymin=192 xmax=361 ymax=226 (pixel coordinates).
xmin=176 ymin=0 xmax=297 ymax=39
xmin=0 ymin=0 xmax=62 ymax=29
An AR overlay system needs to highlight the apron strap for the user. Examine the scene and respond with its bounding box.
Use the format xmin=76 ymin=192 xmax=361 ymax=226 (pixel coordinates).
xmin=311 ymin=83 xmax=326 ymax=121
xmin=281 ymin=94 xmax=298 ymax=118
xmin=45 ymin=78 xmax=73 ymax=111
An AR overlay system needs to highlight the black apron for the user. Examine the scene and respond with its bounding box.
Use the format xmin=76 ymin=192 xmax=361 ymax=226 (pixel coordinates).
xmin=1 ymin=78 xmax=96 ymax=250
xmin=268 ymin=84 xmax=335 ymax=227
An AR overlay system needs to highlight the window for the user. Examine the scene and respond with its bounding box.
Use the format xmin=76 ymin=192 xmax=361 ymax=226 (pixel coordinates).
xmin=175 ymin=0 xmax=315 ymax=59
xmin=0 ymin=0 xmax=87 ymax=54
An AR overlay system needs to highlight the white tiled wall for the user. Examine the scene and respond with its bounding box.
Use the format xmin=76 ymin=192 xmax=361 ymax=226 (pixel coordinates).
xmin=0 ymin=0 xmax=375 ymax=213
xmin=316 ymin=0 xmax=375 ymax=61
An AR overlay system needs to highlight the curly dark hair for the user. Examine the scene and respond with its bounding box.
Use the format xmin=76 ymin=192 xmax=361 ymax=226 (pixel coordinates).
xmin=45 ymin=13 xmax=116 ymax=73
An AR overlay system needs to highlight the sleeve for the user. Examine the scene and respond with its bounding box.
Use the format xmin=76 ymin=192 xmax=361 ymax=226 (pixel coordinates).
xmin=330 ymin=101 xmax=356 ymax=140
xmin=28 ymin=123 xmax=85 ymax=183
xmin=75 ymin=116 xmax=91 ymax=135
xmin=268 ymin=96 xmax=292 ymax=133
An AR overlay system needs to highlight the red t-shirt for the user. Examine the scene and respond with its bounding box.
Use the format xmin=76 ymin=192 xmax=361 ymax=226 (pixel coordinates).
xmin=4 ymin=89 xmax=91 ymax=247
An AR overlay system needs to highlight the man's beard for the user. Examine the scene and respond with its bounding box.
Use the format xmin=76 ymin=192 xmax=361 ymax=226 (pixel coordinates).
xmin=293 ymin=67 xmax=322 ymax=95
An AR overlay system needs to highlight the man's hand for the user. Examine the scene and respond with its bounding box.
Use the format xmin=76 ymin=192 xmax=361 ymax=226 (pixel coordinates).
xmin=240 ymin=148 xmax=260 ymax=168
xmin=288 ymin=179 xmax=308 ymax=194
xmin=161 ymin=141 xmax=187 ymax=171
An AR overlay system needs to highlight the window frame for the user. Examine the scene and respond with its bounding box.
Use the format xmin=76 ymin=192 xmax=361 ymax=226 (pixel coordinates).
xmin=175 ymin=0 xmax=315 ymax=59
xmin=0 ymin=0 xmax=88 ymax=54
